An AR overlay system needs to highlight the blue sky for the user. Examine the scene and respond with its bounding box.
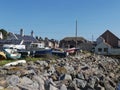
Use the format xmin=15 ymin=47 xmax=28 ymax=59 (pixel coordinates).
xmin=0 ymin=0 xmax=120 ymax=41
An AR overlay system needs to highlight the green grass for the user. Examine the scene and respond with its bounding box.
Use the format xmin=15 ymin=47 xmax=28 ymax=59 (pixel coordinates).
xmin=0 ymin=59 xmax=13 ymax=66
xmin=0 ymin=57 xmax=44 ymax=66
xmin=0 ymin=55 xmax=59 ymax=66
xmin=25 ymin=57 xmax=45 ymax=61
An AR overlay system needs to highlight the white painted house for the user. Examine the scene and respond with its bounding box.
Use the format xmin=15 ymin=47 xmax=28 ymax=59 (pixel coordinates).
xmin=95 ymin=30 xmax=120 ymax=55
xmin=95 ymin=37 xmax=111 ymax=55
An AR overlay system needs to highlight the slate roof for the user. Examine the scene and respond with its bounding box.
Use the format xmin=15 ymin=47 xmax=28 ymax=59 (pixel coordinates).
xmin=15 ymin=34 xmax=38 ymax=43
xmin=100 ymin=30 xmax=119 ymax=40
xmin=0 ymin=39 xmax=22 ymax=44
xmin=61 ymin=37 xmax=88 ymax=42
xmin=99 ymin=30 xmax=119 ymax=48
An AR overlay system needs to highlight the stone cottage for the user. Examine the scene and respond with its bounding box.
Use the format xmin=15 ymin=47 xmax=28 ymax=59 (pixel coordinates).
xmin=59 ymin=37 xmax=93 ymax=51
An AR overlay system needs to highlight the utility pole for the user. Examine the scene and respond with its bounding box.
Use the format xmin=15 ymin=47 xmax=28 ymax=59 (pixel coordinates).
xmin=75 ymin=20 xmax=77 ymax=48
xmin=92 ymin=34 xmax=94 ymax=42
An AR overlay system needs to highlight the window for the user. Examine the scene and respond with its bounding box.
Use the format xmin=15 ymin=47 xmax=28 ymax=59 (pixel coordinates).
xmin=104 ymin=48 xmax=108 ymax=52
xmin=98 ymin=48 xmax=102 ymax=52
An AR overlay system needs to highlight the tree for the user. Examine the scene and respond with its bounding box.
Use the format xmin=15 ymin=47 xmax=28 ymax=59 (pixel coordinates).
xmin=0 ymin=29 xmax=8 ymax=39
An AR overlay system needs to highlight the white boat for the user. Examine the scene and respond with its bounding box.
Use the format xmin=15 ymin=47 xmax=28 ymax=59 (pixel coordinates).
xmin=4 ymin=48 xmax=21 ymax=59
xmin=3 ymin=44 xmax=26 ymax=50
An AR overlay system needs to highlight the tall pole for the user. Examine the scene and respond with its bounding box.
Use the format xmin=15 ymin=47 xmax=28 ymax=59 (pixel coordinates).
xmin=92 ymin=34 xmax=94 ymax=42
xmin=75 ymin=20 xmax=77 ymax=48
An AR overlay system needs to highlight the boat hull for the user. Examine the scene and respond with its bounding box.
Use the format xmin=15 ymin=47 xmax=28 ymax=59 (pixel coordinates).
xmin=66 ymin=48 xmax=80 ymax=55
xmin=33 ymin=49 xmax=52 ymax=57
xmin=4 ymin=49 xmax=21 ymax=60
xmin=6 ymin=53 xmax=21 ymax=60
xmin=52 ymin=51 xmax=66 ymax=58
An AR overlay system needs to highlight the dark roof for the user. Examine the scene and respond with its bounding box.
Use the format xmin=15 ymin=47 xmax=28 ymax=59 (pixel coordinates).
xmin=100 ymin=30 xmax=119 ymax=40
xmin=100 ymin=30 xmax=119 ymax=48
xmin=15 ymin=34 xmax=39 ymax=43
xmin=0 ymin=39 xmax=22 ymax=44
xmin=62 ymin=37 xmax=87 ymax=42
xmin=0 ymin=32 xmax=39 ymax=46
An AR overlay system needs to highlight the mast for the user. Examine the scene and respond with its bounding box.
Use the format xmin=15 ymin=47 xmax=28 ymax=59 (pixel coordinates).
xmin=75 ymin=20 xmax=77 ymax=48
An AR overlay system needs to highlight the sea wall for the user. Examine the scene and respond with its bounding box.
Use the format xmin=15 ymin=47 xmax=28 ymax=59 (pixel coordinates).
xmin=0 ymin=53 xmax=119 ymax=90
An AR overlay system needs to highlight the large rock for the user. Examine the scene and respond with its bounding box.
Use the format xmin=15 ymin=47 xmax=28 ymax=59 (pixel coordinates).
xmin=49 ymin=84 xmax=58 ymax=90
xmin=74 ymin=78 xmax=87 ymax=88
xmin=56 ymin=66 xmax=67 ymax=75
xmin=6 ymin=75 xmax=20 ymax=86
xmin=32 ymin=75 xmax=45 ymax=90
xmin=6 ymin=86 xmax=20 ymax=90
xmin=19 ymin=76 xmax=33 ymax=85
xmin=0 ymin=86 xmax=4 ymax=90
xmin=60 ymin=84 xmax=67 ymax=90
xmin=0 ymin=80 xmax=7 ymax=88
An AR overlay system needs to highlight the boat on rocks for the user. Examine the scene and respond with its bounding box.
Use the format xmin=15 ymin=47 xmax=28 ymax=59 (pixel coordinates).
xmin=17 ymin=49 xmax=30 ymax=58
xmin=4 ymin=48 xmax=21 ymax=59
xmin=66 ymin=47 xmax=80 ymax=55
xmin=33 ymin=48 xmax=52 ymax=57
xmin=52 ymin=48 xmax=67 ymax=58
xmin=26 ymin=43 xmax=52 ymax=57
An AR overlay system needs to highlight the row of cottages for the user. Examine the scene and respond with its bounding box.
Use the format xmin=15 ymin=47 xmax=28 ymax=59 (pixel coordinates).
xmin=0 ymin=29 xmax=59 ymax=50
xmin=95 ymin=30 xmax=120 ymax=55
xmin=59 ymin=37 xmax=93 ymax=51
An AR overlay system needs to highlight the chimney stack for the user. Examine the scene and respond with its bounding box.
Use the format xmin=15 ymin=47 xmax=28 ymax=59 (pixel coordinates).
xmin=31 ymin=30 xmax=34 ymax=37
xmin=20 ymin=29 xmax=24 ymax=36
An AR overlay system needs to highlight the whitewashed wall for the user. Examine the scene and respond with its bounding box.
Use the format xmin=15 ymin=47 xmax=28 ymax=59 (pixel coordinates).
xmin=95 ymin=42 xmax=111 ymax=55
xmin=110 ymin=48 xmax=120 ymax=55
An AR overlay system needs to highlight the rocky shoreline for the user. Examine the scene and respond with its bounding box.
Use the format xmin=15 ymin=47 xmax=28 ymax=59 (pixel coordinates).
xmin=0 ymin=52 xmax=120 ymax=90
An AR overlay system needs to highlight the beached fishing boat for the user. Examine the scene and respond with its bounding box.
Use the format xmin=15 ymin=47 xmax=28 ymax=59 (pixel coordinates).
xmin=66 ymin=47 xmax=80 ymax=54
xmin=0 ymin=51 xmax=6 ymax=60
xmin=3 ymin=44 xmax=24 ymax=59
xmin=26 ymin=43 xmax=52 ymax=57
xmin=34 ymin=48 xmax=52 ymax=57
xmin=18 ymin=49 xmax=30 ymax=58
xmin=4 ymin=48 xmax=21 ymax=59
xmin=52 ymin=50 xmax=66 ymax=58
xmin=52 ymin=48 xmax=67 ymax=57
